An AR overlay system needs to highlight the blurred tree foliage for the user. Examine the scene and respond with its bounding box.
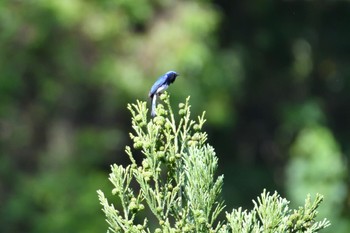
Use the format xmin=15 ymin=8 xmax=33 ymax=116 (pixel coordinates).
xmin=0 ymin=0 xmax=349 ymax=232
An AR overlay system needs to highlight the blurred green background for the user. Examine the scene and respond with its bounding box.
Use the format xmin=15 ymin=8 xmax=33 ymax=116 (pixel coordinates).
xmin=1 ymin=0 xmax=349 ymax=232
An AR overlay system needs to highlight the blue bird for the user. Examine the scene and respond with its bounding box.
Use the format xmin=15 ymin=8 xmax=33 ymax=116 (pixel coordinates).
xmin=149 ymin=71 xmax=179 ymax=117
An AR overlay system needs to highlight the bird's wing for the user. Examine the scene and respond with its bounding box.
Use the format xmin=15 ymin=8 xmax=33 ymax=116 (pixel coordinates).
xmin=149 ymin=75 xmax=167 ymax=97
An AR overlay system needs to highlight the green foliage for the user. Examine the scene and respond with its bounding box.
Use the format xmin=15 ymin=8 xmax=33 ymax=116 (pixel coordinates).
xmin=286 ymin=125 xmax=347 ymax=227
xmin=98 ymin=93 xmax=330 ymax=232
xmin=2 ymin=1 xmax=350 ymax=232
xmin=226 ymin=191 xmax=330 ymax=233
xmin=98 ymin=92 xmax=224 ymax=232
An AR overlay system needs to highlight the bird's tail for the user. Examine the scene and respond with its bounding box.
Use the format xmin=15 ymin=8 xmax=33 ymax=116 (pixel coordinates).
xmin=151 ymin=94 xmax=157 ymax=117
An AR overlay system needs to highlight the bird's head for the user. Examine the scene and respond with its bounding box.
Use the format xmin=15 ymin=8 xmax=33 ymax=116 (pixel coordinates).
xmin=166 ymin=71 xmax=179 ymax=83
